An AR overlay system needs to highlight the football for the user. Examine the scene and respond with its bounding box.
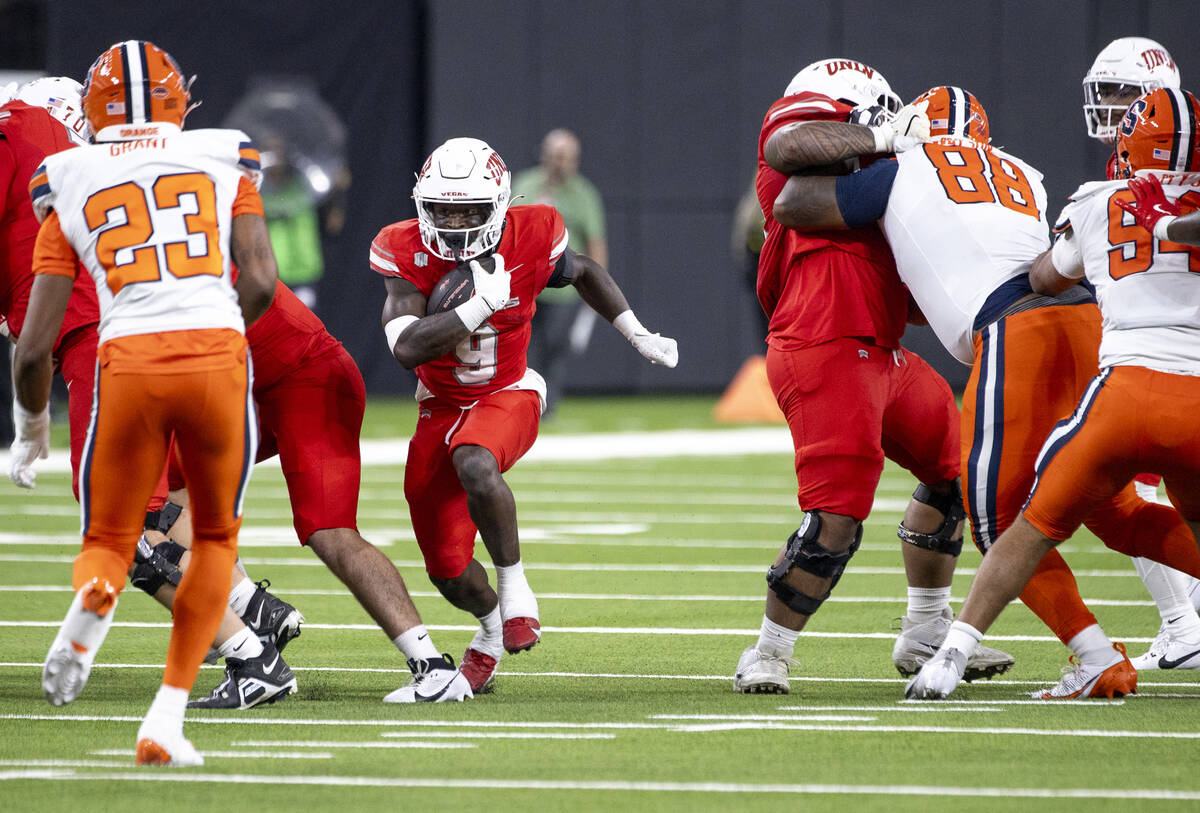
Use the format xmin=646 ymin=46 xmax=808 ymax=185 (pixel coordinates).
xmin=426 ymin=264 xmax=476 ymax=314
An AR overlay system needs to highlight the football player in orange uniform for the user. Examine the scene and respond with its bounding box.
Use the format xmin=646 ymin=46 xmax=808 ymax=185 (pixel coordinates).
xmin=15 ymin=40 xmax=278 ymax=765
xmin=372 ymin=137 xmax=677 ymax=694
xmin=908 ymin=88 xmax=1200 ymax=699
xmin=1082 ymin=37 xmax=1200 ymax=672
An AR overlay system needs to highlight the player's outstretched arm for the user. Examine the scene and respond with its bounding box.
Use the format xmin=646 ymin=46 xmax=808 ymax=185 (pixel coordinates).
xmin=568 ymin=250 xmax=677 ymax=368
xmin=764 ymin=102 xmax=929 ymax=174
xmin=230 ymin=213 xmax=278 ymax=325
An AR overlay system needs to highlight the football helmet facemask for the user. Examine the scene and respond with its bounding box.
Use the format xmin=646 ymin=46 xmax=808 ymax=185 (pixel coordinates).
xmin=83 ymin=40 xmax=193 ymax=136
xmin=783 ymin=58 xmax=901 ymax=115
xmin=16 ymin=76 xmax=92 ymax=145
xmin=413 ymin=137 xmax=511 ymax=261
xmin=1083 ymin=37 xmax=1180 ymax=144
xmin=1114 ymin=87 xmax=1200 ymax=178
xmin=913 ymin=86 xmax=989 ymax=143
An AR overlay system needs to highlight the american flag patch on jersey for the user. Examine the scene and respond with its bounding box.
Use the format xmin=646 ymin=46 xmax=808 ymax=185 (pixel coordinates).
xmin=1153 ymin=148 xmax=1172 ymax=161
xmin=106 ymin=101 xmax=125 ymax=115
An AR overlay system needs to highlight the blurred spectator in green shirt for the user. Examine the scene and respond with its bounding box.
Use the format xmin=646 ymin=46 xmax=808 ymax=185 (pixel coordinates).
xmin=511 ymin=128 xmax=608 ymax=417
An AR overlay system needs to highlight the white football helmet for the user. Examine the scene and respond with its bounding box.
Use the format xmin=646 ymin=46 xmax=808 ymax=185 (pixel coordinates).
xmin=783 ymin=58 xmax=901 ymax=114
xmin=16 ymin=76 xmax=92 ymax=145
xmin=1083 ymin=37 xmax=1180 ymax=144
xmin=412 ymin=137 xmax=511 ymax=261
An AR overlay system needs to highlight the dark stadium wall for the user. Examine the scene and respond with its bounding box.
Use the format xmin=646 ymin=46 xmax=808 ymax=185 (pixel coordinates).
xmin=44 ymin=0 xmax=1192 ymax=396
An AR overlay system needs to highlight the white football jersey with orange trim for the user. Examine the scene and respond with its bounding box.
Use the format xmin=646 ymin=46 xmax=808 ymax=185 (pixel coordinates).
xmin=884 ymin=136 xmax=1050 ymax=364
xmin=1053 ymin=172 xmax=1200 ymax=373
xmin=31 ymin=123 xmax=261 ymax=344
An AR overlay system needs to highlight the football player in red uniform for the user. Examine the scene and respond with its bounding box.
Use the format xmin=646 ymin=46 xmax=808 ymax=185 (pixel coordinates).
xmin=732 ymin=59 xmax=1012 ymax=694
xmin=371 ymin=137 xmax=677 ymax=693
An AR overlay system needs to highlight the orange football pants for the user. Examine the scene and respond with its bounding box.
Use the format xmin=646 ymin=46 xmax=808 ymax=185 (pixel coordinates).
xmin=74 ymin=329 xmax=255 ymax=691
xmin=964 ymin=303 xmax=1199 ymax=644
xmin=1026 ymin=364 xmax=1200 ymax=580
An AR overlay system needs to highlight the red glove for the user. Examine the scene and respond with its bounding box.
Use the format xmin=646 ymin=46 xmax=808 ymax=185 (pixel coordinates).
xmin=1116 ymin=175 xmax=1181 ymax=238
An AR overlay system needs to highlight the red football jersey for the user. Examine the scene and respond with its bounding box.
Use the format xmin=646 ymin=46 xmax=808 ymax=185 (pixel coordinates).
xmin=0 ymin=100 xmax=99 ymax=343
xmin=246 ymin=279 xmax=343 ymax=391
xmin=370 ymin=204 xmax=568 ymax=405
xmin=755 ymin=91 xmax=908 ymax=350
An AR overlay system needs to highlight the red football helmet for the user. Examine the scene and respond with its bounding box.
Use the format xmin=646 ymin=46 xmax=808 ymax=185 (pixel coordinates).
xmin=83 ymin=40 xmax=191 ymax=134
xmin=913 ymin=86 xmax=989 ymax=142
xmin=1114 ymin=87 xmax=1200 ymax=178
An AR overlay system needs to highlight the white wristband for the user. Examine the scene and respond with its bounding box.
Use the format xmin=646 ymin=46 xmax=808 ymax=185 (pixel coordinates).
xmin=384 ymin=315 xmax=418 ymax=351
xmin=1154 ymin=215 xmax=1177 ymax=241
xmin=612 ymin=309 xmax=645 ymax=340
xmin=14 ymin=399 xmax=49 ymax=432
xmin=454 ymin=296 xmax=494 ymax=332
xmin=869 ymin=124 xmax=891 ymax=153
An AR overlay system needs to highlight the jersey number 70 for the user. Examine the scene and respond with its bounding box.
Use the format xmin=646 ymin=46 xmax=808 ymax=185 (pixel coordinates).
xmin=84 ymin=172 xmax=223 ymax=294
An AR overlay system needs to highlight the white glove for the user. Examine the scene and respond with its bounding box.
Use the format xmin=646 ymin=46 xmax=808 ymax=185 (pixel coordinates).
xmin=0 ymin=317 xmax=9 ymax=340
xmin=870 ymin=101 xmax=929 ymax=153
xmin=455 ymin=253 xmax=512 ymax=331
xmin=613 ymin=310 xmax=678 ymax=368
xmin=903 ymin=646 xmax=966 ymax=700
xmin=10 ymin=400 xmax=50 ymax=489
xmin=471 ymin=253 xmax=511 ymax=311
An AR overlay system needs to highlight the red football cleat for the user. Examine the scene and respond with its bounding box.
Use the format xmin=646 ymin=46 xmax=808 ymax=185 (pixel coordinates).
xmin=502 ymin=617 xmax=541 ymax=654
xmin=460 ymin=647 xmax=499 ymax=693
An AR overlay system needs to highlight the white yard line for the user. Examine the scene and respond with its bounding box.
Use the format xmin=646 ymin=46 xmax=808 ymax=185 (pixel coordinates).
xmin=0 ymin=768 xmax=1196 ymax=800
xmin=91 ymin=749 xmax=335 ymax=759
xmin=661 ymin=721 xmax=1200 ymax=738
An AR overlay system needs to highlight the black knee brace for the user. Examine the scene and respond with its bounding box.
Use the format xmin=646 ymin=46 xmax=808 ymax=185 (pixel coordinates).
xmin=130 ymin=536 xmax=187 ymax=596
xmin=144 ymin=501 xmax=183 ymax=535
xmin=897 ymin=481 xmax=965 ymax=556
xmin=766 ymin=512 xmax=862 ymax=616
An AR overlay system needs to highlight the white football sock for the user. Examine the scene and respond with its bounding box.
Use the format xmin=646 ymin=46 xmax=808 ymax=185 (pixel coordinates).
xmin=1066 ymin=623 xmax=1119 ymax=668
xmin=757 ymin=615 xmax=800 ymax=659
xmin=61 ymin=580 xmax=117 ymax=655
xmin=393 ymin=624 xmax=440 ymax=661
xmin=468 ymin=606 xmax=505 ymax=659
xmin=1135 ymin=558 xmax=1200 ymax=639
xmin=143 ymin=684 xmax=189 ymax=732
xmin=217 ymin=626 xmax=263 ymax=661
xmin=943 ymin=620 xmax=983 ymax=660
xmin=227 ymin=576 xmax=257 ymax=616
xmin=496 ymin=561 xmax=538 ymax=620
xmin=906 ymin=586 xmax=952 ymax=624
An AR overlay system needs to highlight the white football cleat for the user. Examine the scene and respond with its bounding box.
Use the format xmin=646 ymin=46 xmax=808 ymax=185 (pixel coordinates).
xmin=892 ymin=609 xmax=1013 ymax=681
xmin=732 ymin=645 xmax=792 ymax=694
xmin=1131 ymin=623 xmax=1200 ymax=671
xmin=904 ymin=647 xmax=967 ymax=699
xmin=43 ymin=578 xmax=118 ymax=706
xmin=383 ymin=654 xmax=473 ymax=703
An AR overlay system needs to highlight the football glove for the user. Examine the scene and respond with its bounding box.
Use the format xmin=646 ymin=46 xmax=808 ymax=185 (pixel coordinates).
xmin=613 ymin=310 xmax=678 ymax=368
xmin=455 ymin=253 xmax=512 ymax=331
xmin=1117 ymin=175 xmax=1181 ymax=240
xmin=849 ymin=103 xmax=892 ymax=128
xmin=870 ymin=101 xmax=929 ymax=153
xmin=9 ymin=400 xmax=50 ymax=489
xmin=904 ymin=646 xmax=967 ymax=700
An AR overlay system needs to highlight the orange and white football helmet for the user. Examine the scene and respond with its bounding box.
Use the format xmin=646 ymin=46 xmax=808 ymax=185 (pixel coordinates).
xmin=783 ymin=58 xmax=901 ymax=114
xmin=82 ymin=40 xmax=192 ymax=135
xmin=1083 ymin=37 xmax=1180 ymax=144
xmin=912 ymin=86 xmax=989 ymax=143
xmin=1114 ymin=87 xmax=1200 ymax=178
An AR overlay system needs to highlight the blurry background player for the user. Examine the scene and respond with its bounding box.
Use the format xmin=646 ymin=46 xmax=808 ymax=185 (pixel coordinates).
xmin=1082 ymin=36 xmax=1200 ymax=672
xmin=906 ymin=86 xmax=1200 ymax=701
xmin=773 ymin=85 xmax=1198 ymax=698
xmin=373 ymin=137 xmax=676 ymax=694
xmin=17 ymin=39 xmax=277 ymax=765
xmin=731 ymin=59 xmax=1012 ymax=695
xmin=511 ymin=128 xmax=609 ymax=417
xmin=145 ymin=277 xmax=472 ymax=706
